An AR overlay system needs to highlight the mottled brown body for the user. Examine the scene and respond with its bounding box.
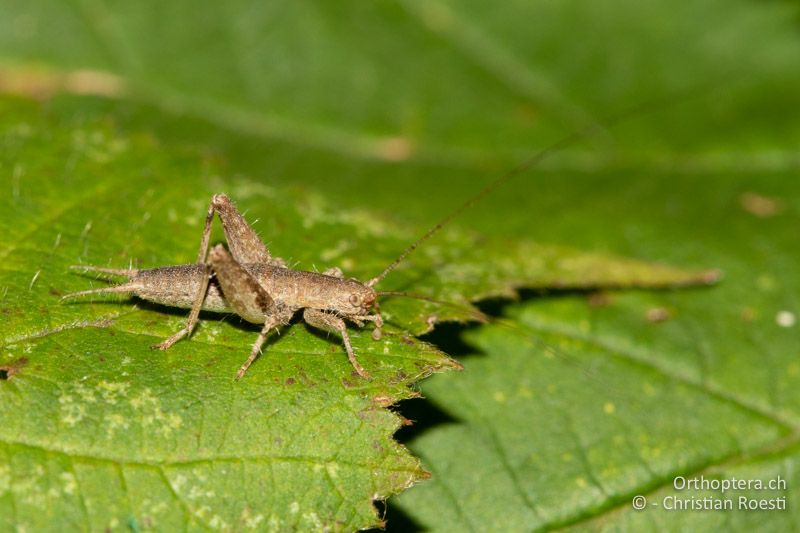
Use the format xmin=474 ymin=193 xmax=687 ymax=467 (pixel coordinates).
xmin=65 ymin=194 xmax=383 ymax=379
xmin=127 ymin=264 xmax=376 ymax=321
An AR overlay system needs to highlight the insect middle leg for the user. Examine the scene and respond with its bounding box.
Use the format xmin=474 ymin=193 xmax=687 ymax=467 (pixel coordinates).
xmin=153 ymin=194 xmax=284 ymax=350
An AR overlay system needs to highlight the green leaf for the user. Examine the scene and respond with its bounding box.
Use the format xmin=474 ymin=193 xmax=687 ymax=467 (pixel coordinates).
xmin=0 ymin=98 xmax=462 ymax=531
xmin=0 ymin=92 xmax=716 ymax=531
xmin=0 ymin=96 xmax=712 ymax=531
xmin=396 ymin=295 xmax=797 ymax=530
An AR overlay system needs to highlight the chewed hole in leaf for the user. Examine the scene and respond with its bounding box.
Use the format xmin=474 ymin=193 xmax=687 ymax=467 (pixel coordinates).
xmin=0 ymin=358 xmax=28 ymax=380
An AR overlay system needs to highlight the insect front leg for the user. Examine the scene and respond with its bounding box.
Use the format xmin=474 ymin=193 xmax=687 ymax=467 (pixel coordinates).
xmin=321 ymin=266 xmax=383 ymax=339
xmin=303 ymin=308 xmax=371 ymax=379
xmin=207 ymin=244 xmax=295 ymax=379
xmin=349 ymin=312 xmax=383 ymax=340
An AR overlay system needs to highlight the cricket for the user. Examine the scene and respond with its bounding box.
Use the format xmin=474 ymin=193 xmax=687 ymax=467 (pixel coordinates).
xmin=61 ymin=89 xmax=697 ymax=380
xmin=62 ymin=136 xmax=557 ymax=380
xmin=63 ymin=194 xmax=399 ymax=379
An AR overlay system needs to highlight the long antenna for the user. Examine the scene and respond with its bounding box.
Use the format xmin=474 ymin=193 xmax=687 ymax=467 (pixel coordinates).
xmin=367 ymin=80 xmax=723 ymax=289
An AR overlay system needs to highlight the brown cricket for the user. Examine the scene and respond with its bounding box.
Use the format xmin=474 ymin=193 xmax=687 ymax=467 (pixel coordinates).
xmin=63 ymin=194 xmax=414 ymax=379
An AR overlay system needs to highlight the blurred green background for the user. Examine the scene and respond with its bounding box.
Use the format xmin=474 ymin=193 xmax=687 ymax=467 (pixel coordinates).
xmin=1 ymin=0 xmax=799 ymax=531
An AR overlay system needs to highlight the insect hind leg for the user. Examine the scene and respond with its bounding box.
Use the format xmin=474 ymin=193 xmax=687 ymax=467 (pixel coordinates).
xmin=150 ymin=263 xmax=211 ymax=351
xmin=152 ymin=193 xmax=276 ymax=352
xmin=209 ymin=194 xmax=278 ymax=265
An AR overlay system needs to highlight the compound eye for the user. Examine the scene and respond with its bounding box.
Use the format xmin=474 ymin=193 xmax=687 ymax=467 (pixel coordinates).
xmin=349 ymin=294 xmax=361 ymax=306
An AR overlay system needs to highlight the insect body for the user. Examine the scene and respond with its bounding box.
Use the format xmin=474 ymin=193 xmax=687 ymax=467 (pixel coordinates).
xmin=65 ymin=194 xmax=385 ymax=379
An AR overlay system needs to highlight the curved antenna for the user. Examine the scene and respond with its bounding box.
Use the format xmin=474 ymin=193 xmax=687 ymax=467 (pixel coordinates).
xmin=366 ymin=78 xmax=724 ymax=289
xmin=366 ymin=135 xmax=574 ymax=288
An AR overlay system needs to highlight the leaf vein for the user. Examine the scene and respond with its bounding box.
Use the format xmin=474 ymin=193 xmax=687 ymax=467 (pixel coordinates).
xmin=520 ymin=320 xmax=799 ymax=430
